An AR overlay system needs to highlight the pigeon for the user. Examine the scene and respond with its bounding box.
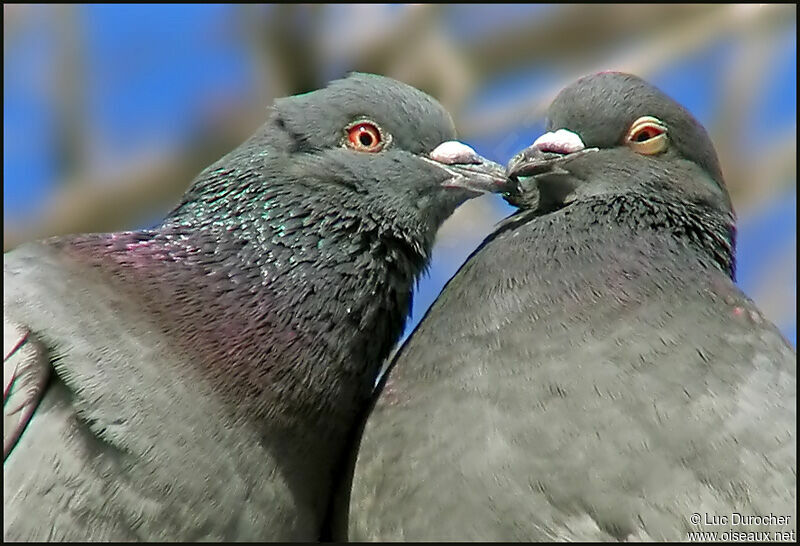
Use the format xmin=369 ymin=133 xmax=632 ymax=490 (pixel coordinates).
xmin=343 ymin=72 xmax=796 ymax=541
xmin=3 ymin=72 xmax=509 ymax=541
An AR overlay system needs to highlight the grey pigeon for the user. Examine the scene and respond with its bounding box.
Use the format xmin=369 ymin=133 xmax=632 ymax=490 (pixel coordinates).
xmin=3 ymin=72 xmax=509 ymax=541
xmin=343 ymin=72 xmax=796 ymax=541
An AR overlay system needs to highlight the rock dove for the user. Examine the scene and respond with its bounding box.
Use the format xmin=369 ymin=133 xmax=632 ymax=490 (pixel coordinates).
xmin=343 ymin=72 xmax=796 ymax=541
xmin=3 ymin=73 xmax=509 ymax=541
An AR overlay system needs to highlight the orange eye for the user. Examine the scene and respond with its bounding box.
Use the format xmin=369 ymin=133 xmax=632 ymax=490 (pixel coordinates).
xmin=346 ymin=122 xmax=384 ymax=152
xmin=625 ymin=116 xmax=668 ymax=155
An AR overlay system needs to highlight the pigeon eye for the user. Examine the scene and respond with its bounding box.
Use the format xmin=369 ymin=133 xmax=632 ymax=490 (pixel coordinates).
xmin=346 ymin=121 xmax=385 ymax=153
xmin=625 ymin=116 xmax=668 ymax=155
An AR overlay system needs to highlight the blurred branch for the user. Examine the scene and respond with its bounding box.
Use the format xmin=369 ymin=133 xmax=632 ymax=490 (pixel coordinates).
xmin=740 ymin=128 xmax=797 ymax=209
xmin=374 ymin=23 xmax=477 ymax=114
xmin=748 ymin=242 xmax=798 ymax=328
xmin=465 ymin=5 xmax=721 ymax=77
xmin=51 ymin=5 xmax=88 ymax=184
xmin=3 ymin=109 xmax=263 ymax=252
xmin=239 ymin=5 xmax=283 ymax=107
xmin=459 ymin=4 xmax=796 ymax=137
xmin=255 ymin=4 xmax=325 ymax=97
xmin=3 ymin=4 xmax=29 ymax=51
xmin=347 ymin=5 xmax=442 ymax=74
xmin=332 ymin=5 xmax=477 ymax=113
xmin=711 ymin=20 xmax=788 ymax=204
xmin=4 ymin=7 xmax=271 ymax=252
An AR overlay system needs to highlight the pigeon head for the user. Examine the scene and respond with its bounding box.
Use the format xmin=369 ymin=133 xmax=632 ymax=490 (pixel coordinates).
xmin=506 ymin=72 xmax=732 ymax=217
xmin=172 ymin=72 xmax=508 ymax=245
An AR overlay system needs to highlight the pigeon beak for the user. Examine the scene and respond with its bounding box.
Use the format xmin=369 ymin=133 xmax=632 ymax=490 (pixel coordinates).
xmin=426 ymin=141 xmax=512 ymax=194
xmin=507 ymin=129 xmax=593 ymax=178
xmin=506 ymin=129 xmax=599 ymax=208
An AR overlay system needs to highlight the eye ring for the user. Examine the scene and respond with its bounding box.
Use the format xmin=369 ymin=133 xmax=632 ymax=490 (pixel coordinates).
xmin=344 ymin=120 xmax=387 ymax=153
xmin=625 ymin=116 xmax=668 ymax=155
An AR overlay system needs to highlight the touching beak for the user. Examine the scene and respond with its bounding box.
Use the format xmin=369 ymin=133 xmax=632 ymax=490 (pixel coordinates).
xmin=507 ymin=128 xmax=594 ymax=180
xmin=426 ymin=141 xmax=513 ymax=194
xmin=506 ymin=129 xmax=598 ymax=209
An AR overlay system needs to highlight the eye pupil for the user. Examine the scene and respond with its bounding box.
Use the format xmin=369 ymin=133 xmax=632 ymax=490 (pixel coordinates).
xmin=635 ymin=130 xmax=652 ymax=142
xmin=347 ymin=122 xmax=383 ymax=152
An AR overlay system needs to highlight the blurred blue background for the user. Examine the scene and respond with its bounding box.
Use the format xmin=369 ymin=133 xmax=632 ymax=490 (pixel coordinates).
xmin=4 ymin=4 xmax=796 ymax=346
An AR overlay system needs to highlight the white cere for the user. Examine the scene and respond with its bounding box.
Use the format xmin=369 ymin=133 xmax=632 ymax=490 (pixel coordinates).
xmin=430 ymin=141 xmax=481 ymax=165
xmin=532 ymin=129 xmax=586 ymax=154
